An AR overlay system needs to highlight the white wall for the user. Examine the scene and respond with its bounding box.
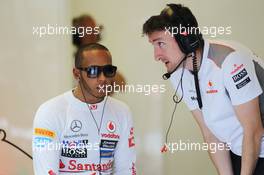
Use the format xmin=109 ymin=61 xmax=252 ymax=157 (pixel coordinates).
xmin=0 ymin=0 xmax=72 ymax=174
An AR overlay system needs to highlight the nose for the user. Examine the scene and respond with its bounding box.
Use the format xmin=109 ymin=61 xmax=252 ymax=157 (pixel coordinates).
xmin=154 ymin=47 xmax=162 ymax=61
xmin=97 ymin=71 xmax=106 ymax=82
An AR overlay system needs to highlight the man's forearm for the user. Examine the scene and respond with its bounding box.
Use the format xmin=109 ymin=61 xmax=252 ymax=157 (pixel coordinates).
xmin=233 ymin=97 xmax=264 ymax=175
xmin=192 ymin=110 xmax=233 ymax=175
xmin=240 ymin=132 xmax=262 ymax=175
xmin=206 ymin=137 xmax=233 ymax=175
xmin=209 ymin=149 xmax=233 ymax=175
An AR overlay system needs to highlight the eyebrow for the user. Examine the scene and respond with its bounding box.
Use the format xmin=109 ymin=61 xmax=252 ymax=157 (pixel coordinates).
xmin=150 ymin=37 xmax=162 ymax=43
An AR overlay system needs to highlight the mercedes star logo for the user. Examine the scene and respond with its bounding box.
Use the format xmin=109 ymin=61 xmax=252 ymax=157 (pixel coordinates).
xmin=70 ymin=120 xmax=82 ymax=132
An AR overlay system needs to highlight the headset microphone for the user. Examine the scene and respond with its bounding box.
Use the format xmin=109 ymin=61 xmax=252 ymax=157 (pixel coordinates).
xmin=162 ymin=55 xmax=190 ymax=80
xmin=162 ymin=72 xmax=171 ymax=80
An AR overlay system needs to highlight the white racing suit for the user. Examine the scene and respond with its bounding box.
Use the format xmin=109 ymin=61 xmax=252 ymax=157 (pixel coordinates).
xmin=32 ymin=90 xmax=136 ymax=175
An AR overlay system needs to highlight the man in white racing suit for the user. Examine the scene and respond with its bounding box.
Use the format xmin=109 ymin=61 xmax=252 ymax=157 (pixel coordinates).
xmin=32 ymin=43 xmax=136 ymax=175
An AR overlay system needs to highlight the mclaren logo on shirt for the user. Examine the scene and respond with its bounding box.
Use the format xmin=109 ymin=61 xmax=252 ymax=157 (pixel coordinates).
xmin=206 ymin=81 xmax=218 ymax=94
xmin=61 ymin=139 xmax=88 ymax=158
xmin=70 ymin=120 xmax=82 ymax=132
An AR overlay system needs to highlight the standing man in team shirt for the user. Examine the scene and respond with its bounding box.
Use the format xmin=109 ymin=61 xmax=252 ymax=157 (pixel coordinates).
xmin=143 ymin=3 xmax=264 ymax=175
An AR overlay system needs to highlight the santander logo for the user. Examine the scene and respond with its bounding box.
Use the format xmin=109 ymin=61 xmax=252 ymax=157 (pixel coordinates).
xmin=60 ymin=159 xmax=65 ymax=169
xmin=107 ymin=121 xmax=116 ymax=133
xmin=48 ymin=170 xmax=57 ymax=175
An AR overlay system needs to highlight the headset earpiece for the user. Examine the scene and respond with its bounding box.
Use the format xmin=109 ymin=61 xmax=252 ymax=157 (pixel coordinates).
xmin=165 ymin=4 xmax=202 ymax=54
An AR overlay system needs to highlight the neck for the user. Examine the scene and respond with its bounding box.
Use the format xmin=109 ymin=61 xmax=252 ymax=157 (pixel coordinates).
xmin=73 ymin=85 xmax=104 ymax=104
xmin=185 ymin=48 xmax=203 ymax=71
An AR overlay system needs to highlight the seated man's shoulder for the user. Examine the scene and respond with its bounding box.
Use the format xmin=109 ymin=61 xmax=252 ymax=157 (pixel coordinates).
xmin=36 ymin=91 xmax=71 ymax=118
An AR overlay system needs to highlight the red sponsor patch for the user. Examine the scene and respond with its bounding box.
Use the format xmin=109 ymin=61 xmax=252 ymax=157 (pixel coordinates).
xmin=161 ymin=144 xmax=168 ymax=153
xmin=128 ymin=127 xmax=135 ymax=148
xmin=60 ymin=160 xmax=113 ymax=172
xmin=107 ymin=121 xmax=116 ymax=133
xmin=230 ymin=64 xmax=244 ymax=74
xmin=60 ymin=159 xmax=65 ymax=169
xmin=48 ymin=170 xmax=56 ymax=175
xmin=206 ymin=90 xmax=218 ymax=94
xmin=130 ymin=127 xmax=134 ymax=135
xmin=89 ymin=104 xmax=97 ymax=110
xmin=129 ymin=137 xmax=135 ymax=148
xmin=101 ymin=133 xmax=120 ymax=139
xmin=132 ymin=162 xmax=136 ymax=175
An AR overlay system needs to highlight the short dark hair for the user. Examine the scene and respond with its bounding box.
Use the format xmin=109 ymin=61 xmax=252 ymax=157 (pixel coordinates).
xmin=143 ymin=4 xmax=199 ymax=35
xmin=75 ymin=43 xmax=109 ymax=68
xmin=72 ymin=15 xmax=99 ymax=47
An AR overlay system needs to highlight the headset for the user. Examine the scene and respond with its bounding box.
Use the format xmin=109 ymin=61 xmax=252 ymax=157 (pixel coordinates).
xmin=161 ymin=4 xmax=203 ymax=109
xmin=161 ymin=4 xmax=203 ymax=55
xmin=160 ymin=4 xmax=204 ymax=152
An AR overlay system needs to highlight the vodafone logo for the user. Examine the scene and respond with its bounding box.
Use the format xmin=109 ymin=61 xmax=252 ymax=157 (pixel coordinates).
xmin=107 ymin=121 xmax=116 ymax=133
xmin=101 ymin=133 xmax=120 ymax=139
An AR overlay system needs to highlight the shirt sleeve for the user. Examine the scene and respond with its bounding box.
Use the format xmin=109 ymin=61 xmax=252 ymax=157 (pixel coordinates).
xmin=32 ymin=104 xmax=61 ymax=175
xmin=222 ymin=51 xmax=263 ymax=105
xmin=113 ymin=107 xmax=136 ymax=175
xmin=170 ymin=68 xmax=199 ymax=111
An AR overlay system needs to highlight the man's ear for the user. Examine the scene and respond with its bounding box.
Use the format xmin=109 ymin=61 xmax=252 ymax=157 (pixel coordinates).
xmin=73 ymin=68 xmax=80 ymax=80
